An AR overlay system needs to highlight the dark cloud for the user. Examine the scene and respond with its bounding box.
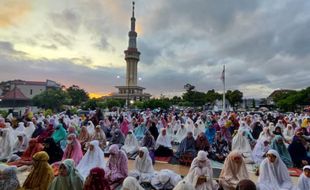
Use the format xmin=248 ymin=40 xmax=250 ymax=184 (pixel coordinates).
xmin=50 ymin=9 xmax=81 ymax=33
xmin=51 ymin=32 xmax=74 ymax=48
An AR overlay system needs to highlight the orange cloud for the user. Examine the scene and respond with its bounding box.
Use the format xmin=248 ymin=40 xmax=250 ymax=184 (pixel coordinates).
xmin=0 ymin=0 xmax=31 ymax=28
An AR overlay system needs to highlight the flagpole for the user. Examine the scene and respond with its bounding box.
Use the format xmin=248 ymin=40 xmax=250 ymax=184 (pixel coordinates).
xmin=223 ymin=65 xmax=226 ymax=113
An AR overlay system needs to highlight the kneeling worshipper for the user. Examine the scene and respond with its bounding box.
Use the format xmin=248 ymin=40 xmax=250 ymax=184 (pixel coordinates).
xmin=219 ymin=151 xmax=249 ymax=190
xmin=122 ymin=176 xmax=144 ymax=190
xmin=271 ymin=135 xmax=293 ymax=167
xmin=257 ymin=149 xmax=293 ymax=190
xmin=283 ymin=124 xmax=294 ymax=143
xmin=175 ymin=131 xmax=196 ymax=159
xmin=37 ymin=124 xmax=54 ymax=143
xmin=141 ymin=130 xmax=156 ymax=163
xmin=91 ymin=125 xmax=107 ymax=150
xmin=151 ymin=169 xmax=182 ymax=190
xmin=105 ymin=144 xmax=128 ymax=189
xmin=236 ymin=179 xmax=257 ymax=190
xmin=109 ymin=129 xmax=125 ymax=149
xmin=209 ymin=132 xmax=230 ymax=163
xmin=52 ymin=124 xmax=67 ymax=144
xmin=232 ymin=129 xmax=254 ymax=164
xmin=134 ymin=123 xmax=147 ymax=141
xmin=25 ymin=121 xmax=36 ymax=139
xmin=83 ymin=167 xmax=111 ymax=190
xmin=0 ymin=128 xmax=15 ymax=161
xmin=252 ymin=137 xmax=270 ymax=165
xmin=195 ymin=132 xmax=210 ymax=152
xmin=173 ymin=180 xmax=195 ymax=190
xmin=31 ymin=122 xmax=44 ymax=138
xmin=259 ymin=127 xmax=273 ymax=142
xmin=22 ymin=151 xmax=54 ymax=190
xmin=155 ymin=128 xmax=173 ymax=157
xmin=288 ymin=133 xmax=310 ymax=168
xmin=62 ymin=133 xmax=83 ymax=165
xmin=43 ymin=138 xmax=63 ymax=164
xmin=129 ymin=147 xmax=155 ymax=183
xmin=185 ymin=151 xmax=218 ymax=190
xmin=121 ymin=130 xmax=140 ymax=159
xmin=0 ymin=165 xmax=20 ymax=190
xmin=78 ymin=126 xmax=91 ymax=152
xmin=49 ymin=159 xmax=84 ymax=190
xmin=77 ymin=140 xmax=106 ymax=180
xmin=173 ymin=124 xmax=187 ymax=144
xmin=8 ymin=138 xmax=43 ymax=167
xmin=12 ymin=132 xmax=29 ymax=157
xmin=296 ymin=165 xmax=310 ymax=190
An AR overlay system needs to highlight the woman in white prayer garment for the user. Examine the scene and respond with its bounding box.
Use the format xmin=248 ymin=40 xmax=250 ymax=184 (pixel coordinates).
xmin=257 ymin=149 xmax=293 ymax=190
xmin=231 ymin=129 xmax=254 ymax=164
xmin=76 ymin=140 xmax=106 ymax=179
xmin=121 ymin=130 xmax=139 ymax=158
xmin=129 ymin=147 xmax=155 ymax=183
xmin=0 ymin=128 xmax=15 ymax=161
xmin=173 ymin=180 xmax=195 ymax=190
xmin=122 ymin=176 xmax=144 ymax=190
xmin=173 ymin=124 xmax=187 ymax=144
xmin=24 ymin=121 xmax=36 ymax=139
xmin=151 ymin=169 xmax=182 ymax=190
xmin=185 ymin=151 xmax=218 ymax=190
xmin=296 ymin=165 xmax=310 ymax=190
xmin=252 ymin=137 xmax=270 ymax=165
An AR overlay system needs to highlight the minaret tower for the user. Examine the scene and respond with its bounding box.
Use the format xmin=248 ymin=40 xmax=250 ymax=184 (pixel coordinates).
xmin=125 ymin=1 xmax=140 ymax=87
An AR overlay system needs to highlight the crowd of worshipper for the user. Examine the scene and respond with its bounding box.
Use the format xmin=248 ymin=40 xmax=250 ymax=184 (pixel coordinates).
xmin=0 ymin=106 xmax=310 ymax=190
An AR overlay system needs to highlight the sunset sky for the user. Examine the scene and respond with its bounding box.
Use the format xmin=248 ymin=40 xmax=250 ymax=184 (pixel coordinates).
xmin=1 ymin=0 xmax=310 ymax=98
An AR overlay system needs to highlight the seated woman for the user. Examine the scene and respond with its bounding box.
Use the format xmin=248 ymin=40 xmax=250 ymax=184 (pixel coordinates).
xmin=175 ymin=131 xmax=196 ymax=159
xmin=0 ymin=165 xmax=20 ymax=190
xmin=173 ymin=180 xmax=195 ymax=190
xmin=151 ymin=169 xmax=182 ymax=190
xmin=86 ymin=121 xmax=95 ymax=136
xmin=52 ymin=124 xmax=67 ymax=144
xmin=105 ymin=144 xmax=128 ymax=189
xmin=37 ymin=124 xmax=54 ymax=143
xmin=257 ymin=149 xmax=293 ymax=190
xmin=195 ymin=132 xmax=210 ymax=152
xmin=283 ymin=124 xmax=294 ymax=143
xmin=185 ymin=151 xmax=218 ymax=190
xmin=271 ymin=135 xmax=293 ymax=167
xmin=122 ymin=176 xmax=144 ymax=190
xmin=219 ymin=151 xmax=249 ymax=190
xmin=43 ymin=138 xmax=63 ymax=164
xmin=155 ymin=128 xmax=173 ymax=157
xmin=121 ymin=130 xmax=140 ymax=159
xmin=83 ymin=167 xmax=111 ymax=190
xmin=25 ymin=121 xmax=36 ymax=139
xmin=232 ymin=129 xmax=254 ymax=164
xmin=129 ymin=147 xmax=155 ymax=183
xmin=62 ymin=133 xmax=83 ymax=165
xmin=252 ymin=137 xmax=270 ymax=165
xmin=296 ymin=165 xmax=310 ymax=190
xmin=49 ymin=159 xmax=84 ymax=190
xmin=8 ymin=138 xmax=43 ymax=166
xmin=91 ymin=125 xmax=107 ymax=150
xmin=12 ymin=132 xmax=29 ymax=157
xmin=31 ymin=122 xmax=44 ymax=138
xmin=0 ymin=128 xmax=15 ymax=161
xmin=259 ymin=127 xmax=273 ymax=142
xmin=173 ymin=124 xmax=187 ymax=144
xmin=77 ymin=140 xmax=106 ymax=179
xmin=288 ymin=133 xmax=310 ymax=168
xmin=141 ymin=130 xmax=156 ymax=164
xmin=109 ymin=129 xmax=125 ymax=149
xmin=22 ymin=151 xmax=54 ymax=190
xmin=134 ymin=123 xmax=147 ymax=141
xmin=78 ymin=126 xmax=90 ymax=152
xmin=210 ymin=132 xmax=230 ymax=163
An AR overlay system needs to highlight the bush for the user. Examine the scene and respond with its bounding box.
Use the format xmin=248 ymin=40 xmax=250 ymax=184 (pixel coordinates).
xmin=0 ymin=110 xmax=8 ymax=118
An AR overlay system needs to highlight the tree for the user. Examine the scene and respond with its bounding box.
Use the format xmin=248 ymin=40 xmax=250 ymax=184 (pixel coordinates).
xmin=205 ymin=89 xmax=222 ymax=104
xmin=226 ymin=90 xmax=243 ymax=108
xmin=32 ymin=89 xmax=70 ymax=111
xmin=182 ymin=90 xmax=206 ymax=106
xmin=67 ymin=85 xmax=89 ymax=106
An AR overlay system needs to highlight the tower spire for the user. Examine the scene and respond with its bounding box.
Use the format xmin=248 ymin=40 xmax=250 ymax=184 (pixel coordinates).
xmin=132 ymin=1 xmax=135 ymax=18
xmin=128 ymin=1 xmax=137 ymax=48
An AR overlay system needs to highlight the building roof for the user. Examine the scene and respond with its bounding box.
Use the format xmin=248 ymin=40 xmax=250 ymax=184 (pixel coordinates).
xmin=1 ymin=87 xmax=29 ymax=100
xmin=12 ymin=80 xmax=46 ymax=86
xmin=267 ymin=89 xmax=295 ymax=99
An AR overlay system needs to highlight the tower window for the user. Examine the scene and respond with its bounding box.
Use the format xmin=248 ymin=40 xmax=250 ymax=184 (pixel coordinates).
xmin=30 ymin=89 xmax=33 ymax=95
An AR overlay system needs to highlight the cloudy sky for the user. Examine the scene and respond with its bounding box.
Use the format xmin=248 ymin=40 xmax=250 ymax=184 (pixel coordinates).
xmin=0 ymin=0 xmax=310 ymax=98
